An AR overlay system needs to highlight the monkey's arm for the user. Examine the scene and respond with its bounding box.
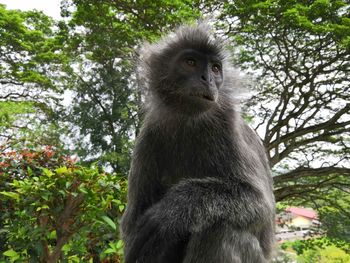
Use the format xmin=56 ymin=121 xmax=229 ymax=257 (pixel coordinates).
xmin=120 ymin=129 xmax=163 ymax=248
xmin=125 ymin=177 xmax=274 ymax=263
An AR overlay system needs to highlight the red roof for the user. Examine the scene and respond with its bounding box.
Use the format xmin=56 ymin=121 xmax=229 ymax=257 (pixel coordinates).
xmin=286 ymin=207 xmax=318 ymax=219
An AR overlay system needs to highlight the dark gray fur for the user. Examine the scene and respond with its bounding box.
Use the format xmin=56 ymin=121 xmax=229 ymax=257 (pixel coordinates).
xmin=121 ymin=23 xmax=276 ymax=263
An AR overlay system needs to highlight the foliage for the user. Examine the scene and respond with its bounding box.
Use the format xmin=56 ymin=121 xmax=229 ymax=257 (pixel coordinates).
xmin=223 ymin=0 xmax=350 ymax=197
xmin=0 ymin=100 xmax=66 ymax=153
xmin=297 ymin=245 xmax=350 ymax=263
xmin=0 ymin=4 xmax=67 ymax=91
xmin=280 ymin=238 xmax=350 ymax=262
xmin=0 ymin=147 xmax=127 ymax=262
xmin=0 ymin=4 xmax=70 ymax=153
xmin=0 ymin=101 xmax=35 ymax=132
xmin=281 ymin=237 xmax=350 ymax=255
xmin=318 ymin=190 xmax=350 ymax=242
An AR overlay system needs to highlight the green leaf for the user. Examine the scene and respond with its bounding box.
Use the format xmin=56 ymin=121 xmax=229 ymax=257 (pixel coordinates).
xmin=37 ymin=204 xmax=49 ymax=211
xmin=101 ymin=215 xmax=116 ymax=230
xmin=27 ymin=166 xmax=33 ymax=176
xmin=42 ymin=168 xmax=53 ymax=178
xmin=48 ymin=230 xmax=57 ymax=239
xmin=116 ymin=240 xmax=124 ymax=249
xmin=3 ymin=249 xmax=19 ymax=258
xmin=104 ymin=248 xmax=117 ymax=254
xmin=118 ymin=204 xmax=125 ymax=212
xmin=56 ymin=166 xmax=68 ymax=175
xmin=78 ymin=183 xmax=88 ymax=194
xmin=65 ymin=181 xmax=72 ymax=189
xmin=0 ymin=191 xmax=20 ymax=201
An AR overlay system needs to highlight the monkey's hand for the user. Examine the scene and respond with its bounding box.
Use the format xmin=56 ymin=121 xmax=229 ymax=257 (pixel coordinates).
xmin=125 ymin=177 xmax=273 ymax=263
xmin=124 ymin=197 xmax=190 ymax=263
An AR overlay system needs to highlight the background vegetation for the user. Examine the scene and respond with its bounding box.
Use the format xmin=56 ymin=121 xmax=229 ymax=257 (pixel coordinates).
xmin=0 ymin=0 xmax=349 ymax=262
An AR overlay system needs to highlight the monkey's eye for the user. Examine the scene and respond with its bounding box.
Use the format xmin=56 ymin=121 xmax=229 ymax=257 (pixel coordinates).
xmin=212 ymin=64 xmax=221 ymax=74
xmin=185 ymin=58 xmax=196 ymax=67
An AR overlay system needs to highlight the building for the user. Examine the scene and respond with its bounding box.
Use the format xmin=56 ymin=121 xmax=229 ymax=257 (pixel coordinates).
xmin=276 ymin=207 xmax=320 ymax=242
xmin=284 ymin=207 xmax=318 ymax=229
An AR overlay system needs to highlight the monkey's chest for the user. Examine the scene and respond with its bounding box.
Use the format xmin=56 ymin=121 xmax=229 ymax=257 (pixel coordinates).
xmin=157 ymin=132 xmax=232 ymax=187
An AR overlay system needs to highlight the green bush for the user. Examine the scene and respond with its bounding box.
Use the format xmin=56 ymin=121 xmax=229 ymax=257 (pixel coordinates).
xmin=281 ymin=237 xmax=350 ymax=263
xmin=281 ymin=237 xmax=350 ymax=255
xmin=298 ymin=245 xmax=350 ymax=263
xmin=0 ymin=147 xmax=127 ymax=262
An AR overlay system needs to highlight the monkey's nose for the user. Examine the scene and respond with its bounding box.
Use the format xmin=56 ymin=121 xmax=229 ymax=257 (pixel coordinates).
xmin=201 ymin=73 xmax=212 ymax=84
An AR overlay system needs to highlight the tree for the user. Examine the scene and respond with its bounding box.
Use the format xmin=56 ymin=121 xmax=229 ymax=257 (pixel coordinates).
xmin=60 ymin=0 xmax=201 ymax=174
xmin=0 ymin=4 xmax=66 ymax=94
xmin=318 ymin=189 xmax=350 ymax=242
xmin=0 ymin=4 xmax=69 ymax=149
xmin=218 ymin=0 xmax=349 ymax=206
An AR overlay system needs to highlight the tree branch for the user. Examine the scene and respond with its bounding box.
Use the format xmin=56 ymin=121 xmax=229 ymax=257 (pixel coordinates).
xmin=274 ymin=167 xmax=350 ymax=184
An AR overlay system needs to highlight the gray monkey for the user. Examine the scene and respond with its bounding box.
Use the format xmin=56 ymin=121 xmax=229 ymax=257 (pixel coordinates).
xmin=121 ymin=23 xmax=275 ymax=263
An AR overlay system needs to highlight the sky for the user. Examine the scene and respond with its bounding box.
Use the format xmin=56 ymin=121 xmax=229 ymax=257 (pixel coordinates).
xmin=0 ymin=0 xmax=61 ymax=19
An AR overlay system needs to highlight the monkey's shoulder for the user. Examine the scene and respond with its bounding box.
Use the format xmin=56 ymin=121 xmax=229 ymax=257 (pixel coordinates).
xmin=135 ymin=113 xmax=265 ymax=155
xmin=134 ymin=117 xmax=263 ymax=167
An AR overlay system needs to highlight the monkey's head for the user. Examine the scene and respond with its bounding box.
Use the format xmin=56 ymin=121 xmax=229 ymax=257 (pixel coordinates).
xmin=139 ymin=23 xmax=231 ymax=115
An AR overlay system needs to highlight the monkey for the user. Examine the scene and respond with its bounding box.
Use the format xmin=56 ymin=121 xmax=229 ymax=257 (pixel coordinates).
xmin=120 ymin=23 xmax=276 ymax=263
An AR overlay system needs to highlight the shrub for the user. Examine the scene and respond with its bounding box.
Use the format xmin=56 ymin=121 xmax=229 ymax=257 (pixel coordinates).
xmin=0 ymin=147 xmax=127 ymax=262
xmin=298 ymin=245 xmax=350 ymax=263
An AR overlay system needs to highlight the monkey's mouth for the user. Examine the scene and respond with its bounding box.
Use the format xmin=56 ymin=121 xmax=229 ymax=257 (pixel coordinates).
xmin=189 ymin=93 xmax=214 ymax=101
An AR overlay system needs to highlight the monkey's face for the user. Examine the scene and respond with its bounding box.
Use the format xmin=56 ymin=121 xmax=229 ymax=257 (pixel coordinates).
xmin=162 ymin=48 xmax=223 ymax=114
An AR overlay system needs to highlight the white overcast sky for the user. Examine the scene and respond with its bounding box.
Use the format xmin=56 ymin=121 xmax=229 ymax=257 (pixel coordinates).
xmin=0 ymin=0 xmax=61 ymax=19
